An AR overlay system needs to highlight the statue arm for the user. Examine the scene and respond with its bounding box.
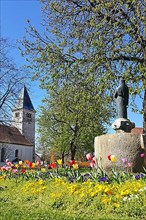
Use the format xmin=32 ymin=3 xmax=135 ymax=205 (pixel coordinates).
xmin=126 ymin=89 xmax=129 ymax=106
xmin=115 ymin=91 xmax=118 ymax=98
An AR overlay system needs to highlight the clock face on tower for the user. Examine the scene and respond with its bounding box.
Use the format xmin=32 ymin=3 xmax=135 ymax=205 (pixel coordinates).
xmin=26 ymin=112 xmax=32 ymax=122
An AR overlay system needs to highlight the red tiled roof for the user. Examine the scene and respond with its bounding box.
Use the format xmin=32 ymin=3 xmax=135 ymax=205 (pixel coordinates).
xmin=0 ymin=124 xmax=33 ymax=146
xmin=131 ymin=127 xmax=144 ymax=134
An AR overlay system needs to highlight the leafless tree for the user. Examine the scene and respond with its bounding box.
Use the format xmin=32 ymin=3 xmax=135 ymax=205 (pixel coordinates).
xmin=0 ymin=37 xmax=30 ymax=125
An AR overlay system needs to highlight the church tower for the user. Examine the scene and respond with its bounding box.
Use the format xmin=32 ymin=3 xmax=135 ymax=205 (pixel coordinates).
xmin=12 ymin=85 xmax=36 ymax=160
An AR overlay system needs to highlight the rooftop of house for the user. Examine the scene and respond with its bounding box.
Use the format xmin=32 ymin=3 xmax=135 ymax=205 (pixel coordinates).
xmin=0 ymin=124 xmax=33 ymax=146
xmin=131 ymin=127 xmax=144 ymax=134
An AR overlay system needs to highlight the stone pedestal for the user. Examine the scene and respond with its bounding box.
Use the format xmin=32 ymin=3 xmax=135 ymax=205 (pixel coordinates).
xmin=94 ymin=133 xmax=146 ymax=173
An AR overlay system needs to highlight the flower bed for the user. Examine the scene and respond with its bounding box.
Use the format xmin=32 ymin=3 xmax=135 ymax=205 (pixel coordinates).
xmin=0 ymin=154 xmax=146 ymax=220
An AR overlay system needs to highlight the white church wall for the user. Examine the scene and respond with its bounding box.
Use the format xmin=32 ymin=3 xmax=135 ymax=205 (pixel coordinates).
xmin=0 ymin=143 xmax=33 ymax=164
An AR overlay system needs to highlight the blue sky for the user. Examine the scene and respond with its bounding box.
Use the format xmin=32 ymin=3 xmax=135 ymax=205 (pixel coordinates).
xmin=1 ymin=0 xmax=143 ymax=129
xmin=1 ymin=0 xmax=45 ymax=113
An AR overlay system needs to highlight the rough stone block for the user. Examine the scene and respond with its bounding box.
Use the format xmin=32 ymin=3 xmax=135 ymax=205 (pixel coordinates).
xmin=94 ymin=133 xmax=146 ymax=173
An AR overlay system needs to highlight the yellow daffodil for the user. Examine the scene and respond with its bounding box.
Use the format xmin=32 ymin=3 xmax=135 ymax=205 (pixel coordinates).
xmin=102 ymin=197 xmax=111 ymax=204
xmin=113 ymin=202 xmax=120 ymax=208
xmin=38 ymin=179 xmax=44 ymax=185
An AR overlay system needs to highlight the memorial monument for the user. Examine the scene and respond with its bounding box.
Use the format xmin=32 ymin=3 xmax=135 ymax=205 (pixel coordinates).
xmin=112 ymin=78 xmax=135 ymax=132
xmin=94 ymin=78 xmax=146 ymax=172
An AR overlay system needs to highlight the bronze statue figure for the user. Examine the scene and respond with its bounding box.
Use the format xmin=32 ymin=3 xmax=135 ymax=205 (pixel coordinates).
xmin=115 ymin=78 xmax=129 ymax=119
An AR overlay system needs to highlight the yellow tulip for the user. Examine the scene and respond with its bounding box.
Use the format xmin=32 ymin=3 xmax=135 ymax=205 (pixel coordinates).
xmin=41 ymin=168 xmax=46 ymax=172
xmin=72 ymin=164 xmax=79 ymax=170
xmin=57 ymin=159 xmax=62 ymax=165
xmin=32 ymin=163 xmax=36 ymax=168
xmin=19 ymin=161 xmax=23 ymax=165
xmin=110 ymin=155 xmax=117 ymax=163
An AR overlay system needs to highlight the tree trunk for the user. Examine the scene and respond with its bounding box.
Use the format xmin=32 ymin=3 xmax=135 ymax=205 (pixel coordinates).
xmin=61 ymin=151 xmax=65 ymax=167
xmin=70 ymin=141 xmax=76 ymax=160
xmin=70 ymin=120 xmax=78 ymax=160
xmin=143 ymin=89 xmax=146 ymax=134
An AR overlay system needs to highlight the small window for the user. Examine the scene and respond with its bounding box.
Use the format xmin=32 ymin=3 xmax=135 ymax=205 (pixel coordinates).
xmin=1 ymin=148 xmax=6 ymax=162
xmin=15 ymin=149 xmax=18 ymax=158
xmin=26 ymin=113 xmax=32 ymax=118
xmin=15 ymin=112 xmax=20 ymax=117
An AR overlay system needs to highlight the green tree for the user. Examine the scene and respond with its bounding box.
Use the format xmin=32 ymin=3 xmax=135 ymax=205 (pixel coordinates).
xmin=20 ymin=0 xmax=146 ymax=132
xmin=37 ymin=73 xmax=113 ymax=160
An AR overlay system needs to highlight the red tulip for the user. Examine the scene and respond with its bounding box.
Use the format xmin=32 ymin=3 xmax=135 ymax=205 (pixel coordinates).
xmin=49 ymin=163 xmax=56 ymax=169
xmin=86 ymin=153 xmax=93 ymax=161
xmin=6 ymin=166 xmax=11 ymax=171
xmin=90 ymin=161 xmax=95 ymax=168
xmin=28 ymin=162 xmax=32 ymax=168
xmin=92 ymin=158 xmax=96 ymax=164
xmin=20 ymin=169 xmax=26 ymax=173
xmin=90 ymin=158 xmax=96 ymax=168
xmin=108 ymin=155 xmax=111 ymax=160
xmin=7 ymin=161 xmax=12 ymax=166
xmin=36 ymin=160 xmax=41 ymax=166
xmin=69 ymin=160 xmax=75 ymax=166
xmin=1 ymin=166 xmax=6 ymax=171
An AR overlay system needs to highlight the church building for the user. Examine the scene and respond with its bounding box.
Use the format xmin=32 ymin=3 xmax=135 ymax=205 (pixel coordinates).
xmin=0 ymin=86 xmax=35 ymax=164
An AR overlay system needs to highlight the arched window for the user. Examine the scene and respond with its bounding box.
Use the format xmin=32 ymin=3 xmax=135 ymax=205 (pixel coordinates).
xmin=1 ymin=148 xmax=6 ymax=162
xmin=15 ymin=149 xmax=18 ymax=158
xmin=15 ymin=112 xmax=20 ymax=117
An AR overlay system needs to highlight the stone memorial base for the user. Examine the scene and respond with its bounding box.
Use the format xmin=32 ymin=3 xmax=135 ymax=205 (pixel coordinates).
xmin=94 ymin=133 xmax=146 ymax=173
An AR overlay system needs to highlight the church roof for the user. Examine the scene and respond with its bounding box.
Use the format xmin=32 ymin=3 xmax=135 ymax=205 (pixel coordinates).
xmin=13 ymin=85 xmax=35 ymax=111
xmin=0 ymin=124 xmax=33 ymax=146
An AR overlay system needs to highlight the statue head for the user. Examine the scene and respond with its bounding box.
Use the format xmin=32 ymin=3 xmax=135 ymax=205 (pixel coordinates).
xmin=120 ymin=78 xmax=125 ymax=84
